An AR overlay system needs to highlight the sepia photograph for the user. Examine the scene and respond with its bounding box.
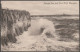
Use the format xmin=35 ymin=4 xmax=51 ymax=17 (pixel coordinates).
xmin=1 ymin=0 xmax=79 ymax=51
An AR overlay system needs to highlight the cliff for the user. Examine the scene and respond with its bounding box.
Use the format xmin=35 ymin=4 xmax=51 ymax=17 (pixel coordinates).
xmin=1 ymin=9 xmax=31 ymax=46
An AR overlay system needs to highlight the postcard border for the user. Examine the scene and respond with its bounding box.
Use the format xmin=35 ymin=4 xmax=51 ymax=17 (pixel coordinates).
xmin=0 ymin=0 xmax=79 ymax=52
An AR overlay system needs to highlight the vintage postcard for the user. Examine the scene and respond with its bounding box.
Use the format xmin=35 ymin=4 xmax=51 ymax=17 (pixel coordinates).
xmin=1 ymin=0 xmax=79 ymax=51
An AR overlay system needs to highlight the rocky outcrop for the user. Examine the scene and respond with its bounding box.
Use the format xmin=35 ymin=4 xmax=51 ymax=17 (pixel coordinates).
xmin=1 ymin=9 xmax=31 ymax=46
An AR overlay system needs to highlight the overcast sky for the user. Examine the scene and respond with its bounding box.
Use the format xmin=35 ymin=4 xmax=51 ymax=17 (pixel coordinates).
xmin=1 ymin=1 xmax=79 ymax=15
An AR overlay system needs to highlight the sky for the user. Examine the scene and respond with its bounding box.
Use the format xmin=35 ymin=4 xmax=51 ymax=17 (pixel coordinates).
xmin=1 ymin=1 xmax=79 ymax=15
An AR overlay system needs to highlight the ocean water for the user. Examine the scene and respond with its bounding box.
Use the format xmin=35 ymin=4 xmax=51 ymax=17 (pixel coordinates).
xmin=2 ymin=18 xmax=79 ymax=51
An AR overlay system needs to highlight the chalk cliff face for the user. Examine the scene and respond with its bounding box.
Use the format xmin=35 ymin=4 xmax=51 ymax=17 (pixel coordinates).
xmin=1 ymin=9 xmax=31 ymax=46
